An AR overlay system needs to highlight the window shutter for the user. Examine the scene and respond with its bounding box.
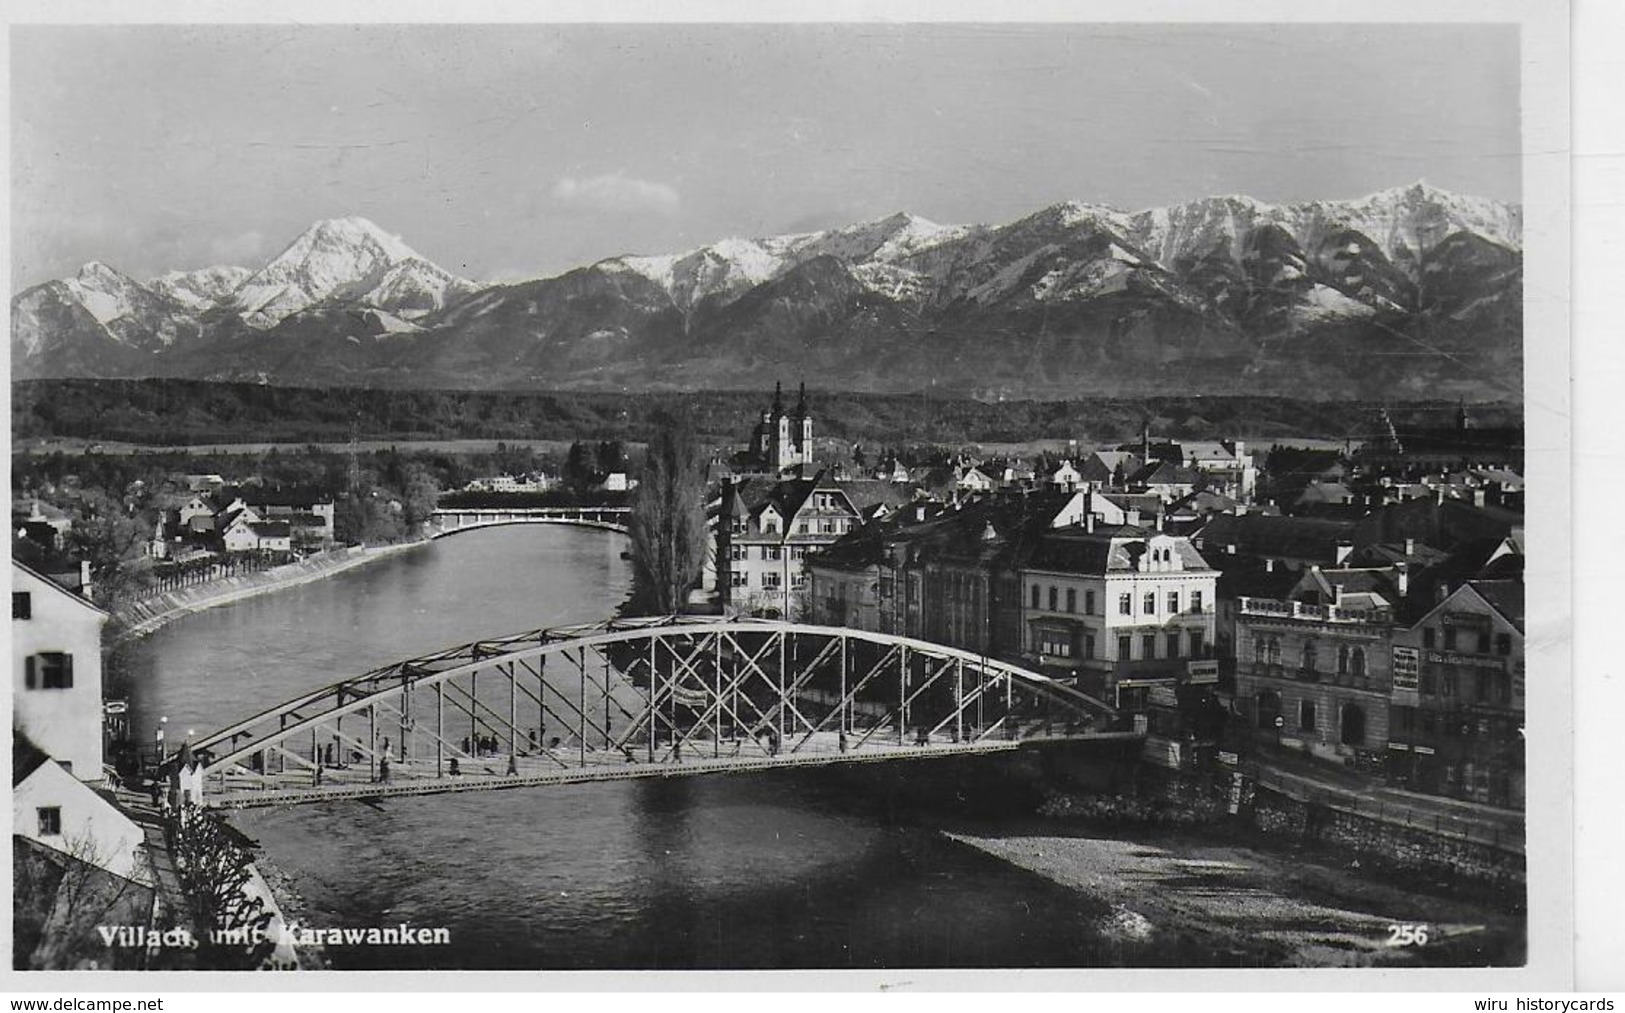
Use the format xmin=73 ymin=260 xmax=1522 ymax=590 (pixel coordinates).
xmin=25 ymin=655 xmax=37 ymax=690
xmin=63 ymin=654 xmax=74 ymax=689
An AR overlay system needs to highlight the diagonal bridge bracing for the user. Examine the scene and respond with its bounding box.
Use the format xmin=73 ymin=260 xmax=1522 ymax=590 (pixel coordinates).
xmin=181 ymin=617 xmax=1125 ymax=809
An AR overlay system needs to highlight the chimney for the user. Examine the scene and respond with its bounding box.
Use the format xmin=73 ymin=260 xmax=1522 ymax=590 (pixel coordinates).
xmin=1265 ymin=558 xmax=1275 ymax=572
xmin=1395 ymin=561 xmax=1409 ymax=598
xmin=1331 ymin=583 xmax=1345 ymax=604
xmin=1086 ymin=513 xmax=1096 ymax=534
xmin=1404 ymin=537 xmax=1415 ymax=557
xmin=1127 ymin=508 xmax=1141 ymax=527
xmin=916 ymin=505 xmax=927 ymax=522
xmin=1155 ymin=507 xmax=1166 ymax=532
xmin=1227 ymin=543 xmax=1237 ymax=555
xmin=1233 ymin=504 xmax=1247 ymax=516
xmin=1472 ymin=489 xmax=1486 ymax=508
xmin=79 ymin=560 xmax=94 ymax=601
xmin=1436 ymin=582 xmax=1450 ymax=604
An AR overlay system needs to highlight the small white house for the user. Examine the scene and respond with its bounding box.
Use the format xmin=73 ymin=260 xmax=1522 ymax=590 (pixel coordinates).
xmin=14 ymin=748 xmax=151 ymax=885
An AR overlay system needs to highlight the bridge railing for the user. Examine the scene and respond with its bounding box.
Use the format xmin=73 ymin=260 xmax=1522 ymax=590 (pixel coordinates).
xmin=183 ymin=618 xmax=1117 ymax=805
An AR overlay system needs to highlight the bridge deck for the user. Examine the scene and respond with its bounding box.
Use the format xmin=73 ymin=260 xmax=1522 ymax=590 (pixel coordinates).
xmin=206 ymin=729 xmax=1142 ymax=810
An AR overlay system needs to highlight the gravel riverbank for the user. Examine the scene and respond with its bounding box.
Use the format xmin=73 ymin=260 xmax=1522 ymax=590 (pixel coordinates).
xmin=943 ymin=825 xmax=1524 ymax=968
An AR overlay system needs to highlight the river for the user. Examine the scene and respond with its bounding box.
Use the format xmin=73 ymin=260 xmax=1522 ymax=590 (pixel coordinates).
xmin=126 ymin=525 xmax=1522 ymax=970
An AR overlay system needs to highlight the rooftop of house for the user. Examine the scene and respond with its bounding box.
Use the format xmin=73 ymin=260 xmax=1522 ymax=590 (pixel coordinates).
xmin=1195 ymin=512 xmax=1360 ymax=560
xmin=1020 ymin=526 xmax=1213 ymax=576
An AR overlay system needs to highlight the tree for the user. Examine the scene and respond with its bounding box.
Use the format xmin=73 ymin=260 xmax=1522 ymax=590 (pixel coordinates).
xmin=400 ymin=463 xmax=440 ymax=528
xmin=169 ymin=806 xmax=275 ymax=970
xmin=627 ymin=408 xmax=708 ymax=615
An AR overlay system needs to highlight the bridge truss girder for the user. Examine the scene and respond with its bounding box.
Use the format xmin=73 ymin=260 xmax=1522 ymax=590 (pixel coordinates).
xmin=185 ymin=618 xmax=1116 ymax=806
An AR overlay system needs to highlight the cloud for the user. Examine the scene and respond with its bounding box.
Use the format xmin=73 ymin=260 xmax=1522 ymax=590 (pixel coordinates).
xmin=208 ymin=230 xmax=268 ymax=266
xmin=550 ymin=172 xmax=680 ymax=217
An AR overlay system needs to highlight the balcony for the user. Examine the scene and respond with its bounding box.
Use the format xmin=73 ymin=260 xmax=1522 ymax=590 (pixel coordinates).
xmin=1238 ymin=597 xmax=1389 ymax=626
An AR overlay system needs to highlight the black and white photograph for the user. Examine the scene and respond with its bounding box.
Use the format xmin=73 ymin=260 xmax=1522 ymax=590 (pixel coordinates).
xmin=5 ymin=4 xmax=1578 ymax=986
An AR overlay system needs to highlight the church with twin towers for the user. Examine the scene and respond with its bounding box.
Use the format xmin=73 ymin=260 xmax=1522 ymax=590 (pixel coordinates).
xmin=749 ymin=381 xmax=815 ymax=473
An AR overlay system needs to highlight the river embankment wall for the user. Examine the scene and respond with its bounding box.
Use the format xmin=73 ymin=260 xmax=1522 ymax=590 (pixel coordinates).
xmin=118 ymin=542 xmax=427 ymax=638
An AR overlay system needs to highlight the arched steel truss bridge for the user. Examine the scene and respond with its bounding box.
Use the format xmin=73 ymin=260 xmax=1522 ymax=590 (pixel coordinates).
xmin=427 ymin=505 xmax=630 ymax=538
xmin=183 ymin=617 xmax=1131 ymax=810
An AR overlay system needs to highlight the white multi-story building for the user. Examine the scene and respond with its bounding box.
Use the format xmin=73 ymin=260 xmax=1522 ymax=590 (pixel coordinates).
xmin=1016 ymin=522 xmax=1218 ymax=705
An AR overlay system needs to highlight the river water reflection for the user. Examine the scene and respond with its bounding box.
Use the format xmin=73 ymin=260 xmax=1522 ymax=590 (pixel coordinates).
xmin=128 ymin=526 xmax=1118 ymax=969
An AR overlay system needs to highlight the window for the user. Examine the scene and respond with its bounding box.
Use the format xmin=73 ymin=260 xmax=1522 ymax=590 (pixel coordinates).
xmin=12 ymin=592 xmax=31 ymax=620
xmin=731 ymin=572 xmax=749 ymax=588
xmin=762 ymin=572 xmax=782 ymax=589
xmin=1299 ymin=701 xmax=1317 ymax=732
xmin=1191 ymin=591 xmax=1204 ymax=613
xmin=1443 ymin=627 xmax=1457 ymax=651
xmin=1141 ymin=633 xmax=1156 ymax=660
xmin=1166 ymin=632 xmax=1181 ymax=659
xmin=36 ymin=807 xmax=61 ymax=837
xmin=1084 ymin=634 xmax=1096 ymax=659
xmin=1066 ymin=589 xmax=1077 ymax=613
xmin=1118 ymin=593 xmax=1132 ymax=616
xmin=764 ymin=546 xmax=782 ymax=562
xmin=1167 ymin=591 xmax=1180 ymax=614
xmin=1039 ymin=630 xmax=1073 ymax=658
xmin=791 ymin=573 xmax=807 ymax=589
xmin=1476 ymin=630 xmax=1493 ymax=654
xmin=1442 ymin=671 xmax=1458 ymax=697
xmin=729 ymin=545 xmax=748 ymax=561
xmin=1118 ymin=635 xmax=1133 ymax=661
xmin=1423 ymin=627 xmax=1436 ymax=649
xmin=1085 ymin=590 xmax=1096 ymax=615
xmin=1189 ymin=630 xmax=1204 ymax=657
xmin=24 ymin=652 xmax=73 ymax=691
xmin=1254 ymin=637 xmax=1266 ymax=664
xmin=1049 ymin=587 xmax=1059 ymax=612
xmin=1337 ymin=646 xmax=1350 ymax=675
xmin=1301 ymin=640 xmax=1318 ymax=673
xmin=1495 ymin=633 xmax=1513 ymax=656
xmin=1267 ymin=637 xmax=1281 ymax=665
xmin=1143 ymin=592 xmax=1156 ymax=616
xmin=1351 ymin=648 xmax=1366 ymax=678
xmin=1031 ymin=585 xmax=1041 ymax=610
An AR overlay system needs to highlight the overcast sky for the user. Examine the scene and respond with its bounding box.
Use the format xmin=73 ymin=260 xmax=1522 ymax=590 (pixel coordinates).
xmin=10 ymin=22 xmax=1520 ymax=290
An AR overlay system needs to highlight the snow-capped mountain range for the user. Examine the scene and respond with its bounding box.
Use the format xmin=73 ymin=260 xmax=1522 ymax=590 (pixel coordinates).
xmin=11 ymin=182 xmax=1523 ymax=399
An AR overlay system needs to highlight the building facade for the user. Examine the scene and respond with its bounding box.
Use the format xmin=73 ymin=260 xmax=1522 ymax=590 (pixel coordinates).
xmin=1016 ymin=525 xmax=1218 ymax=705
xmin=1388 ymin=580 xmax=1524 ymax=808
xmin=13 ymin=561 xmax=110 ymax=778
xmin=717 ymin=475 xmax=862 ymax=619
xmin=1232 ymin=567 xmax=1401 ymax=766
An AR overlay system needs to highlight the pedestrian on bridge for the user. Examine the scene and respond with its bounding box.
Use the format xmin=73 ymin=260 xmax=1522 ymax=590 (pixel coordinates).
xmin=378 ymin=755 xmax=390 ymax=783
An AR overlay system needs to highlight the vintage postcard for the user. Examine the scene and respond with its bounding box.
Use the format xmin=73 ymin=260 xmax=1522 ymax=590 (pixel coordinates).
xmin=4 ymin=0 xmax=1572 ymax=992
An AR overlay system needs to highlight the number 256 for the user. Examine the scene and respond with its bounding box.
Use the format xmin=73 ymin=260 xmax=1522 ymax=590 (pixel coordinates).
xmin=1388 ymin=923 xmax=1430 ymax=946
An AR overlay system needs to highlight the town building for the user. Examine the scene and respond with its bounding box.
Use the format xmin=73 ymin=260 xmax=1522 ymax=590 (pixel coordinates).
xmin=1231 ymin=564 xmax=1406 ymax=766
xmin=1015 ymin=522 xmax=1218 ymax=706
xmin=1388 ymin=580 xmax=1524 ymax=808
xmin=13 ymin=560 xmax=111 ymax=778
xmin=13 ymin=736 xmax=149 ymax=885
xmin=717 ymin=473 xmax=895 ymax=619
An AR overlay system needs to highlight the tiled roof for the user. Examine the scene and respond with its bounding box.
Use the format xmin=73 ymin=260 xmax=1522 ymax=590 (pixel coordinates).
xmin=1471 ymin=580 xmax=1525 ymax=632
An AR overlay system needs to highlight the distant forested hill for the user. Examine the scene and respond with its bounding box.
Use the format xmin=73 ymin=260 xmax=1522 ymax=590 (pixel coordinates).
xmin=11 ymin=378 xmax=1519 ymax=449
